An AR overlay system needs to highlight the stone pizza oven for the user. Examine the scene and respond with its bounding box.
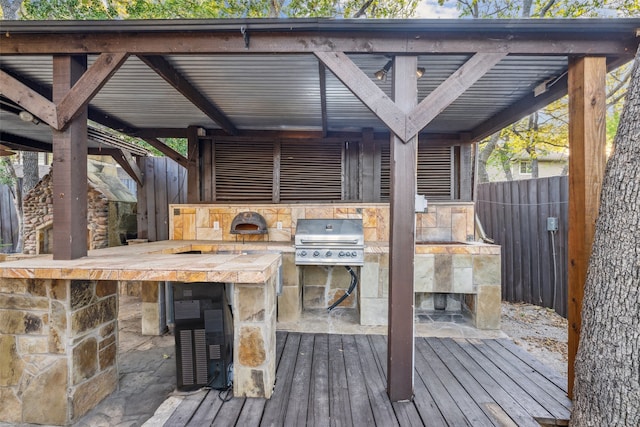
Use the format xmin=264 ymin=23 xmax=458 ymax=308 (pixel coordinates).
xmin=22 ymin=160 xmax=137 ymax=254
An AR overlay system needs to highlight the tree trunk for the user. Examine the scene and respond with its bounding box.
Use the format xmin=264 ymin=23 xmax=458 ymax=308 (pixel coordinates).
xmin=477 ymin=133 xmax=500 ymax=183
xmin=22 ymin=151 xmax=39 ymax=194
xmin=571 ymin=48 xmax=640 ymax=426
xmin=0 ymin=157 xmax=23 ymax=252
xmin=0 ymin=0 xmax=21 ymax=19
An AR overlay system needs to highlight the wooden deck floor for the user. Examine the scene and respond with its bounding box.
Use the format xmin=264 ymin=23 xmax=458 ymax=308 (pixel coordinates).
xmin=164 ymin=332 xmax=571 ymax=426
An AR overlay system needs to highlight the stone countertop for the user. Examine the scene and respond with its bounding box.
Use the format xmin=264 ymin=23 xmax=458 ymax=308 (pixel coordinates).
xmin=0 ymin=240 xmax=282 ymax=283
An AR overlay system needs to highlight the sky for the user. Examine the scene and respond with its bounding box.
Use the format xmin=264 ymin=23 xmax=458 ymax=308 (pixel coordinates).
xmin=414 ymin=0 xmax=460 ymax=18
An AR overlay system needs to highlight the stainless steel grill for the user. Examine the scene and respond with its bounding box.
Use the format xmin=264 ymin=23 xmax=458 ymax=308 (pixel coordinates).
xmin=294 ymin=219 xmax=364 ymax=266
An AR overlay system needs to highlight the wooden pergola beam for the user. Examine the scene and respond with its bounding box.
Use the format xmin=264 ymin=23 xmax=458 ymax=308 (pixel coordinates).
xmin=567 ymin=56 xmax=607 ymax=398
xmin=57 ymin=52 xmax=129 ymax=130
xmin=2 ymin=32 xmax=635 ymax=56
xmin=138 ymin=55 xmax=238 ymax=135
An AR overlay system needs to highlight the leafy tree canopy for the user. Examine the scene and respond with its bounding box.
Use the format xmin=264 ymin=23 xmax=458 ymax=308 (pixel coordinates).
xmin=18 ymin=0 xmax=419 ymax=20
xmin=434 ymin=0 xmax=635 ymax=181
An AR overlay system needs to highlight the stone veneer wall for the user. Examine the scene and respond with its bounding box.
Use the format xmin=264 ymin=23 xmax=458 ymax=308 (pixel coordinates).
xmin=170 ymin=202 xmax=479 ymax=321
xmin=360 ymin=245 xmax=502 ymax=329
xmin=169 ymin=202 xmax=475 ymax=243
xmin=22 ymin=172 xmax=136 ymax=255
xmin=234 ymin=273 xmax=277 ymax=398
xmin=0 ymin=278 xmax=118 ymax=424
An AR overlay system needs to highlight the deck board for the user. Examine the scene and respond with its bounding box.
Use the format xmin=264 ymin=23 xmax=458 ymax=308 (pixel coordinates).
xmin=418 ymin=338 xmax=496 ymax=426
xmin=368 ymin=334 xmax=424 ymax=426
xmin=354 ymin=334 xmax=399 ymax=427
xmin=341 ymin=335 xmax=376 ymax=426
xmin=307 ymin=334 xmax=330 ymax=427
xmin=483 ymin=340 xmax=572 ymax=413
xmin=438 ymin=338 xmax=546 ymax=426
xmin=185 ymin=390 xmax=223 ymax=426
xmin=165 ymin=333 xmax=571 ymax=427
xmin=261 ymin=332 xmax=301 ymax=427
xmin=284 ymin=333 xmax=314 ymax=426
xmin=328 ymin=334 xmax=352 ymax=426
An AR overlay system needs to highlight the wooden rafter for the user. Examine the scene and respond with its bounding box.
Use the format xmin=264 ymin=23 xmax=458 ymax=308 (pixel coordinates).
xmin=89 ymin=147 xmax=144 ymax=186
xmin=0 ymin=70 xmax=58 ymax=128
xmin=470 ymin=73 xmax=568 ymax=142
xmin=142 ymin=137 xmax=188 ymax=168
xmin=470 ymin=55 xmax=634 ymax=142
xmin=0 ymin=131 xmax=52 ymax=152
xmin=56 ymin=52 xmax=129 ymax=130
xmin=138 ymin=55 xmax=238 ymax=135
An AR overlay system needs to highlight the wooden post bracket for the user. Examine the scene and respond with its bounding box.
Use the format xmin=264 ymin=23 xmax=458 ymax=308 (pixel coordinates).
xmin=0 ymin=52 xmax=129 ymax=131
xmin=314 ymin=51 xmax=506 ymax=143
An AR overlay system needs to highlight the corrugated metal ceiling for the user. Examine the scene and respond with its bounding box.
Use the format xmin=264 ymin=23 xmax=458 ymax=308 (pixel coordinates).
xmin=0 ymin=51 xmax=585 ymax=135
xmin=1 ymin=17 xmax=636 ymax=149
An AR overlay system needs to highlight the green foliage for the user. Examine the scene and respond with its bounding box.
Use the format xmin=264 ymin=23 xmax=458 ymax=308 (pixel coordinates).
xmin=0 ymin=156 xmax=17 ymax=187
xmin=437 ymin=0 xmax=634 ymax=18
xmin=138 ymin=138 xmax=188 ymax=157
xmin=436 ymin=0 xmax=635 ymax=181
xmin=21 ymin=0 xmax=419 ymax=19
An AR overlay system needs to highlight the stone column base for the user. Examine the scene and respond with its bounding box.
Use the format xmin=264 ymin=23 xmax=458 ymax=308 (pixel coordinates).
xmin=0 ymin=279 xmax=119 ymax=425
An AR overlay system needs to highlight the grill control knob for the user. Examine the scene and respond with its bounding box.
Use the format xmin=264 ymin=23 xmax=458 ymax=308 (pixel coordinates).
xmin=300 ymin=251 xmax=307 ymax=257
xmin=346 ymin=252 xmax=351 ymax=257
xmin=313 ymin=251 xmax=320 ymax=257
xmin=326 ymin=251 xmax=332 ymax=257
xmin=338 ymin=251 xmax=345 ymax=257
xmin=351 ymin=251 xmax=357 ymax=257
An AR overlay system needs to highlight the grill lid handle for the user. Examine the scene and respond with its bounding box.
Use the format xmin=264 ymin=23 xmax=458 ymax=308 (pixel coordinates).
xmin=299 ymin=239 xmax=360 ymax=244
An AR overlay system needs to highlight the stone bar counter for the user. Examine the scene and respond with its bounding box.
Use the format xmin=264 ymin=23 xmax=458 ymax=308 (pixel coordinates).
xmin=0 ymin=241 xmax=282 ymax=425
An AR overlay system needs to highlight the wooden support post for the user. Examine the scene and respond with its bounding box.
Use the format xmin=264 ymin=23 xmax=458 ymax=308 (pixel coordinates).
xmin=387 ymin=55 xmax=417 ymax=402
xmin=186 ymin=125 xmax=201 ymax=203
xmin=361 ymin=128 xmax=375 ymax=202
xmin=567 ymin=56 xmax=607 ymax=398
xmin=459 ymin=133 xmax=473 ymax=202
xmin=52 ymin=55 xmax=88 ymax=260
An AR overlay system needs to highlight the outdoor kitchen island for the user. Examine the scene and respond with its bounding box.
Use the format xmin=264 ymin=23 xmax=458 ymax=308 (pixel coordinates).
xmin=0 ymin=241 xmax=282 ymax=425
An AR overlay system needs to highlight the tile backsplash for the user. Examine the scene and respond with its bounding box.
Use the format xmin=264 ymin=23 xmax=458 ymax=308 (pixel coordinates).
xmin=169 ymin=202 xmax=475 ymax=243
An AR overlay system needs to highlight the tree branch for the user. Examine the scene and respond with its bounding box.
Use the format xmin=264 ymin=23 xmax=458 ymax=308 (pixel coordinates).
xmin=353 ymin=0 xmax=374 ymax=18
xmin=537 ymin=0 xmax=557 ymax=17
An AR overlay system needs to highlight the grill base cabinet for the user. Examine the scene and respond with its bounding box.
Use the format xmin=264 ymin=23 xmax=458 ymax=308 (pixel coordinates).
xmin=173 ymin=283 xmax=233 ymax=391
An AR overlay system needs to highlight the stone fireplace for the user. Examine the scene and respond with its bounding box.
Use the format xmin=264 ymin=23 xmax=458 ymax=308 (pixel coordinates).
xmin=22 ymin=162 xmax=137 ymax=255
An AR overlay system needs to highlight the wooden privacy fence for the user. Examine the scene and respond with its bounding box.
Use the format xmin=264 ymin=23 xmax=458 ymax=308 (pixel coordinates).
xmin=0 ymin=184 xmax=19 ymax=253
xmin=137 ymin=157 xmax=187 ymax=242
xmin=476 ymin=176 xmax=568 ymax=317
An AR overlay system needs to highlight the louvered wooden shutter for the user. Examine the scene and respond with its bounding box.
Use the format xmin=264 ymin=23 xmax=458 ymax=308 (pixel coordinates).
xmin=214 ymin=140 xmax=274 ymax=201
xmin=279 ymin=141 xmax=342 ymax=201
xmin=417 ymin=146 xmax=452 ymax=200
xmin=380 ymin=143 xmax=453 ymax=201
